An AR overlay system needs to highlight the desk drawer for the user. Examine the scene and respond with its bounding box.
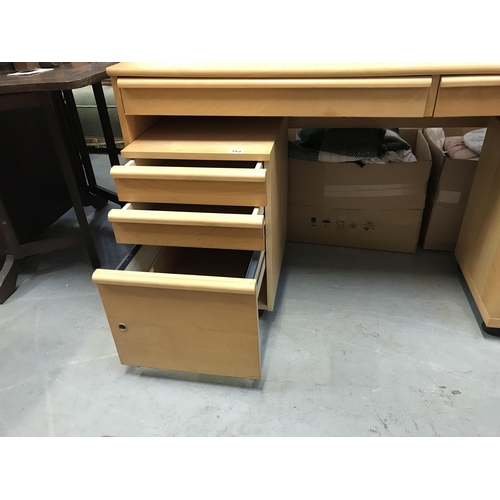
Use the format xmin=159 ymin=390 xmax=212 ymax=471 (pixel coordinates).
xmin=117 ymin=77 xmax=432 ymax=118
xmin=111 ymin=160 xmax=267 ymax=206
xmin=434 ymin=76 xmax=500 ymax=117
xmin=109 ymin=203 xmax=265 ymax=251
xmin=92 ymin=246 xmax=265 ymax=380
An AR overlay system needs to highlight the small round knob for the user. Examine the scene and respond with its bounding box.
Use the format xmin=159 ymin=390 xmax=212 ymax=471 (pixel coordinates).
xmin=118 ymin=323 xmax=127 ymax=332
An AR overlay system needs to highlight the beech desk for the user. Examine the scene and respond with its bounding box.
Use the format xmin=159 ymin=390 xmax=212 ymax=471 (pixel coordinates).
xmin=92 ymin=63 xmax=500 ymax=380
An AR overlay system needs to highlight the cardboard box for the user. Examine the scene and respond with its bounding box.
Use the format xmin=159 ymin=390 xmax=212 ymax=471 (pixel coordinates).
xmin=287 ymin=129 xmax=432 ymax=253
xmin=421 ymin=128 xmax=478 ymax=251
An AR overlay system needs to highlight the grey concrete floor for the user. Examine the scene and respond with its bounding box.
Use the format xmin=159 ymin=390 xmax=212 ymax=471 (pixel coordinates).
xmin=1 ymin=155 xmax=500 ymax=437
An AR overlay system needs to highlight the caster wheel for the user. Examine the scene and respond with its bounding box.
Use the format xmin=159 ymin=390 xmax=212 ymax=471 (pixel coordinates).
xmin=482 ymin=322 xmax=500 ymax=337
xmin=258 ymin=310 xmax=265 ymax=318
xmin=90 ymin=195 xmax=108 ymax=210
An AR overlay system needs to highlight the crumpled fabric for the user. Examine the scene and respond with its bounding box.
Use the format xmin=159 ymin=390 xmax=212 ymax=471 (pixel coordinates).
xmin=288 ymin=127 xmax=414 ymax=166
xmin=443 ymin=136 xmax=479 ymax=161
xmin=464 ymin=128 xmax=486 ymax=155
xmin=426 ymin=128 xmax=446 ymax=150
xmin=318 ymin=148 xmax=416 ymax=164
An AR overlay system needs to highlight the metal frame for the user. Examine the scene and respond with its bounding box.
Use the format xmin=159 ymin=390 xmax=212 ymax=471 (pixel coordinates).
xmin=0 ymin=72 xmax=122 ymax=303
xmin=62 ymin=83 xmax=121 ymax=206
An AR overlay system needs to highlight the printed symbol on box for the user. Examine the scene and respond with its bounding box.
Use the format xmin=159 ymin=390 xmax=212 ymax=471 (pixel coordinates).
xmin=336 ymin=220 xmax=345 ymax=229
xmin=349 ymin=223 xmax=357 ymax=229
xmin=229 ymin=149 xmax=244 ymax=153
xmin=311 ymin=217 xmax=317 ymax=227
xmin=363 ymin=221 xmax=375 ymax=231
xmin=322 ymin=218 xmax=331 ymax=228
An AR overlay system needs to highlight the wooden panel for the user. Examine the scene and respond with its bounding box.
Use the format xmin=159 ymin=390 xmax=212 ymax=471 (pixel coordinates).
xmin=264 ymin=118 xmax=288 ymax=311
xmin=109 ymin=204 xmax=265 ymax=251
xmin=455 ymin=117 xmax=500 ymax=328
xmin=96 ymin=284 xmax=261 ymax=379
xmin=111 ymin=162 xmax=267 ymax=206
xmin=424 ymin=75 xmax=440 ymax=117
xmin=113 ymin=178 xmax=267 ymax=206
xmin=111 ymin=164 xmax=266 ymax=182
xmin=111 ymin=76 xmax=159 ymax=146
xmin=441 ymin=76 xmax=500 ymax=88
xmin=93 ymin=246 xmax=265 ymax=379
xmin=0 ymin=93 xmax=71 ymax=243
xmin=120 ymin=116 xmax=282 ymax=161
xmin=120 ymin=85 xmax=430 ymax=118
xmin=435 ymin=76 xmax=500 ymax=117
xmin=107 ymin=62 xmax=500 ymax=79
xmin=118 ymin=77 xmax=431 ymax=89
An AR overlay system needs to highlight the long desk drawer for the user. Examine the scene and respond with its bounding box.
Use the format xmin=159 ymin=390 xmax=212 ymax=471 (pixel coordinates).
xmin=117 ymin=77 xmax=433 ymax=118
xmin=109 ymin=203 xmax=265 ymax=251
xmin=434 ymin=76 xmax=500 ymax=117
xmin=111 ymin=160 xmax=267 ymax=206
xmin=92 ymin=245 xmax=265 ymax=380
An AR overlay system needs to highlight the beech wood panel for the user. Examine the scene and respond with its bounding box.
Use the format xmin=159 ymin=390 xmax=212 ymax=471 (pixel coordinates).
xmin=435 ymin=76 xmax=500 ymax=117
xmin=111 ymin=161 xmax=267 ymax=207
xmin=120 ymin=84 xmax=431 ymax=118
xmin=107 ymin=62 xmax=500 ymax=79
xmin=118 ymin=77 xmax=431 ymax=89
xmin=92 ymin=246 xmax=265 ymax=379
xmin=111 ymin=76 xmax=159 ymax=145
xmin=455 ymin=117 xmax=500 ymax=327
xmin=109 ymin=204 xmax=265 ymax=251
xmin=263 ymin=118 xmax=288 ymax=311
xmin=120 ymin=116 xmax=282 ymax=161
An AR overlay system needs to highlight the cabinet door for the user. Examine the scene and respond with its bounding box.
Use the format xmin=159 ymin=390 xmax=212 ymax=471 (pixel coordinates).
xmin=93 ymin=246 xmax=265 ymax=379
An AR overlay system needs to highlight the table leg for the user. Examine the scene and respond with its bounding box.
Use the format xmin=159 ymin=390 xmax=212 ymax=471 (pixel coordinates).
xmin=40 ymin=92 xmax=101 ymax=268
xmin=64 ymin=87 xmax=120 ymax=206
xmin=92 ymin=82 xmax=121 ymax=167
xmin=0 ymin=196 xmax=23 ymax=303
xmin=60 ymin=89 xmax=111 ymax=209
xmin=0 ymin=255 xmax=24 ymax=304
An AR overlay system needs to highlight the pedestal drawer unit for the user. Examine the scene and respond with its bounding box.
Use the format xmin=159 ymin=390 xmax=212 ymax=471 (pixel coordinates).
xmin=93 ymin=115 xmax=288 ymax=380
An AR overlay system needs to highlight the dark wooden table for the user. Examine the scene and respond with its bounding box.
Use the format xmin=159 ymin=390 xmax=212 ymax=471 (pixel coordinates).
xmin=0 ymin=62 xmax=112 ymax=93
xmin=0 ymin=62 xmax=120 ymax=303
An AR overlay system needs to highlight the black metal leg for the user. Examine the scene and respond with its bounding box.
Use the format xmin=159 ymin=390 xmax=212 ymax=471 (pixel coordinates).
xmin=40 ymin=92 xmax=101 ymax=268
xmin=63 ymin=85 xmax=119 ymax=206
xmin=92 ymin=82 xmax=120 ymax=167
xmin=50 ymin=92 xmax=92 ymax=203
xmin=63 ymin=89 xmax=98 ymax=187
xmin=0 ymin=255 xmax=24 ymax=304
xmin=59 ymin=90 xmax=110 ymax=209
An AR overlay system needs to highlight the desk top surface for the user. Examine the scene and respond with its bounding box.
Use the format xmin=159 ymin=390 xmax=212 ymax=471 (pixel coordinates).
xmin=0 ymin=62 xmax=115 ymax=94
xmin=108 ymin=62 xmax=500 ymax=79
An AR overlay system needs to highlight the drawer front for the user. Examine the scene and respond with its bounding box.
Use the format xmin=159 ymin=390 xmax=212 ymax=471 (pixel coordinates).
xmin=435 ymin=76 xmax=500 ymax=117
xmin=118 ymin=77 xmax=432 ymax=118
xmin=109 ymin=203 xmax=265 ymax=251
xmin=111 ymin=160 xmax=267 ymax=207
xmin=92 ymin=246 xmax=265 ymax=380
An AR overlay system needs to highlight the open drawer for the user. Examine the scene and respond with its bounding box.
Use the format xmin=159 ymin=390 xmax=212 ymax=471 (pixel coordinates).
xmin=111 ymin=160 xmax=267 ymax=206
xmin=92 ymin=245 xmax=265 ymax=380
xmin=109 ymin=203 xmax=265 ymax=251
